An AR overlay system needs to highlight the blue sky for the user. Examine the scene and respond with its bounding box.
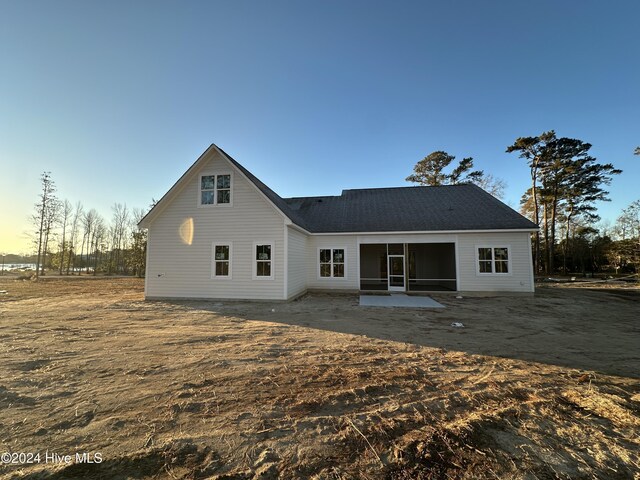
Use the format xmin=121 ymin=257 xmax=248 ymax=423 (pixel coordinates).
xmin=1 ymin=1 xmax=638 ymax=253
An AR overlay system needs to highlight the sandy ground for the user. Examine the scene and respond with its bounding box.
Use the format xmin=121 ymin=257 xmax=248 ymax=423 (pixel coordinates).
xmin=0 ymin=276 xmax=638 ymax=479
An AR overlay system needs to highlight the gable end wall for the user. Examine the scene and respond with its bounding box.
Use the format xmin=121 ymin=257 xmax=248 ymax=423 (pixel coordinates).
xmin=145 ymin=150 xmax=286 ymax=300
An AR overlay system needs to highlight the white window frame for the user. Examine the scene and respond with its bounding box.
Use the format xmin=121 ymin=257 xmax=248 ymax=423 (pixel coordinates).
xmin=198 ymin=173 xmax=233 ymax=207
xmin=317 ymin=247 xmax=347 ymax=280
xmin=475 ymin=245 xmax=512 ymax=276
xmin=253 ymin=241 xmax=275 ymax=280
xmin=211 ymin=242 xmax=233 ymax=279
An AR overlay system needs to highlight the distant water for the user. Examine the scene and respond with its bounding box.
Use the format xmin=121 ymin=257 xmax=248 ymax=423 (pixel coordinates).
xmin=1 ymin=263 xmax=36 ymax=270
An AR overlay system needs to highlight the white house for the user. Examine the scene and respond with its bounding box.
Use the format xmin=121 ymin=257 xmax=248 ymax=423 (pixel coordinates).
xmin=138 ymin=144 xmax=537 ymax=300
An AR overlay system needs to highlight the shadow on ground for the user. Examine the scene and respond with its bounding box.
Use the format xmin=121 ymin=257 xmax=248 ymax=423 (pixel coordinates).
xmin=167 ymin=286 xmax=640 ymax=379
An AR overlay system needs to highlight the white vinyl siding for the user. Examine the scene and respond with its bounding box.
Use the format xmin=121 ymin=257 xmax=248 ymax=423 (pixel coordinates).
xmin=458 ymin=232 xmax=533 ymax=292
xmin=286 ymin=227 xmax=308 ymax=299
xmin=145 ymin=149 xmax=285 ymax=300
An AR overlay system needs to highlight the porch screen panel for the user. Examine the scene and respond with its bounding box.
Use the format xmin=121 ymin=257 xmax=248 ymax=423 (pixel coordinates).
xmin=407 ymin=243 xmax=457 ymax=291
xmin=359 ymin=244 xmax=388 ymax=290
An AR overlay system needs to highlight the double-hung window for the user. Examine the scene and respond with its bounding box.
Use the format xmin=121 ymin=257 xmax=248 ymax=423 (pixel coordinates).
xmin=254 ymin=243 xmax=273 ymax=279
xmin=319 ymin=248 xmax=345 ymax=278
xmin=200 ymin=174 xmax=232 ymax=206
xmin=212 ymin=243 xmax=232 ymax=278
xmin=477 ymin=246 xmax=510 ymax=274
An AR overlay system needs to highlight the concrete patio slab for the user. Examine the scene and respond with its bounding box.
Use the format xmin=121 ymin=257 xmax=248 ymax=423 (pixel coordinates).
xmin=359 ymin=294 xmax=445 ymax=308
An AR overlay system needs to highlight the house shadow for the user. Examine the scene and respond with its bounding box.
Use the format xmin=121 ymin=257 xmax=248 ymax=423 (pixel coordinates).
xmin=160 ymin=287 xmax=640 ymax=380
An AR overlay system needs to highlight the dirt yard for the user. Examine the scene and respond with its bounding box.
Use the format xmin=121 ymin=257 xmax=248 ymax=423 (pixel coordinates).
xmin=0 ymin=277 xmax=638 ymax=479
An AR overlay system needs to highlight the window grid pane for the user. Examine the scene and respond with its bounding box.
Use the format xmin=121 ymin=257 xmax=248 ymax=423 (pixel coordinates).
xmin=217 ymin=175 xmax=231 ymax=189
xmin=495 ymin=260 xmax=509 ymax=273
xmin=333 ymin=249 xmax=344 ymax=263
xmin=215 ymin=261 xmax=229 ymax=276
xmin=215 ymin=246 xmax=229 ymax=260
xmin=478 ymin=248 xmax=492 ymax=260
xmin=320 ymin=249 xmax=331 ymax=263
xmin=333 ymin=263 xmax=345 ymax=277
xmin=201 ymin=175 xmax=215 ymax=190
xmin=201 ymin=191 xmax=214 ymax=205
xmin=217 ymin=189 xmax=230 ymax=204
xmin=494 ymin=248 xmax=509 ymax=261
xmin=256 ymin=245 xmax=271 ymax=261
xmin=257 ymin=261 xmax=271 ymax=277
xmin=320 ymin=264 xmax=331 ymax=277
xmin=479 ymin=261 xmax=492 ymax=273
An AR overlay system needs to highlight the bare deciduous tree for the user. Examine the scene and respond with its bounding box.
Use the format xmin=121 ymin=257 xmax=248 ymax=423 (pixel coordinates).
xmin=58 ymin=200 xmax=72 ymax=275
xmin=33 ymin=172 xmax=57 ymax=279
xmin=66 ymin=202 xmax=84 ymax=275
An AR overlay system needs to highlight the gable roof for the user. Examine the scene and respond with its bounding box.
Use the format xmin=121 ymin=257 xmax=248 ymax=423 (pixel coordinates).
xmin=139 ymin=143 xmax=538 ymax=233
xmin=138 ymin=144 xmax=302 ymax=229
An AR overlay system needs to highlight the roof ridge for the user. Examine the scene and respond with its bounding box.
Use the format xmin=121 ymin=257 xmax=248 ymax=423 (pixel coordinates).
xmin=284 ymin=195 xmax=339 ymax=201
xmin=342 ymin=184 xmax=473 ymax=192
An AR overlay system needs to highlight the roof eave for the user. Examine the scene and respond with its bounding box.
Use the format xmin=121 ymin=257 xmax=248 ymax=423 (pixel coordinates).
xmin=308 ymin=227 xmax=539 ymax=235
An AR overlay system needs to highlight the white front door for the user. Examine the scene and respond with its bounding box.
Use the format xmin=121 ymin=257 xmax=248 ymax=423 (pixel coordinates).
xmin=388 ymin=255 xmax=405 ymax=291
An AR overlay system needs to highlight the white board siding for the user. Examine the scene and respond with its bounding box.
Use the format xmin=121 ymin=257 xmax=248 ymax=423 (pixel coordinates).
xmin=306 ymin=235 xmax=359 ymax=290
xmin=457 ymin=232 xmax=534 ymax=292
xmin=286 ymin=227 xmax=308 ymax=299
xmin=145 ymin=150 xmax=286 ymax=300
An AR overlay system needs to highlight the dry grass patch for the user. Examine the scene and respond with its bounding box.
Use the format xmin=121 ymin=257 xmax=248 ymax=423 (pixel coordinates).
xmin=0 ymin=277 xmax=638 ymax=479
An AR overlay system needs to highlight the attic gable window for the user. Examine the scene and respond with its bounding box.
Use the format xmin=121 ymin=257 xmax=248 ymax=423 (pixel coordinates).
xmin=200 ymin=174 xmax=232 ymax=206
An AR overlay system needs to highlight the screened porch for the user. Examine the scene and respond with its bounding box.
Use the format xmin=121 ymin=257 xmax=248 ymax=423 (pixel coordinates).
xmin=359 ymin=243 xmax=457 ymax=292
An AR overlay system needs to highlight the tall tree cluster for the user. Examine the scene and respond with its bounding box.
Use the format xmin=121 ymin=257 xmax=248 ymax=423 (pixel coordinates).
xmin=29 ymin=172 xmax=148 ymax=278
xmin=407 ymin=136 xmax=630 ymax=277
xmin=507 ymin=131 xmax=621 ymax=275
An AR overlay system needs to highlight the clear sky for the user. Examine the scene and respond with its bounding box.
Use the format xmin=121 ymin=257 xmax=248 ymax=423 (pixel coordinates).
xmin=1 ymin=1 xmax=638 ymax=254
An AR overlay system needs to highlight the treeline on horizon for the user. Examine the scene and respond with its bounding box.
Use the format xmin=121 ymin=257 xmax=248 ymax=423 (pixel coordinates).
xmin=27 ymin=172 xmax=149 ymax=278
xmin=1 ymin=253 xmax=38 ymax=264
xmin=405 ymin=131 xmax=639 ymax=277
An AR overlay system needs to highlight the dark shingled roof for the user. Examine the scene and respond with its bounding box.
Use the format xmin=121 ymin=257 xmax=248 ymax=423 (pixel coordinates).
xmin=218 ymin=146 xmax=537 ymax=233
